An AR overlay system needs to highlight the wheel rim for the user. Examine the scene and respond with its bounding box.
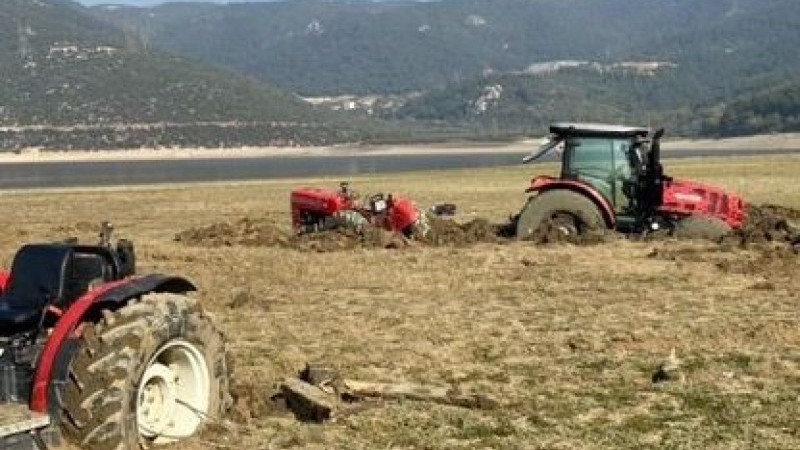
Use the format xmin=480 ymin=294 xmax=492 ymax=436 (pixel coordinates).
xmin=550 ymin=213 xmax=579 ymax=236
xmin=136 ymin=340 xmax=211 ymax=444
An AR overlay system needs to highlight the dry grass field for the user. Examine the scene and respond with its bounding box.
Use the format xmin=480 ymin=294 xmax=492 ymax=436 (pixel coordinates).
xmin=1 ymin=155 xmax=798 ymax=450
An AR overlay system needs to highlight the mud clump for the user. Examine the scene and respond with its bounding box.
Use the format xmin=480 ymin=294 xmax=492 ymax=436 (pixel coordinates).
xmin=174 ymin=218 xmax=289 ymax=247
xmin=290 ymin=226 xmax=409 ymax=252
xmin=176 ymin=215 xmax=621 ymax=251
xmin=175 ymin=219 xmax=409 ymax=251
xmin=424 ymin=217 xmax=507 ymax=246
xmin=648 ymin=203 xmax=800 ymax=282
xmin=725 ymin=204 xmax=800 ymax=246
xmin=525 ymin=219 xmax=616 ymax=245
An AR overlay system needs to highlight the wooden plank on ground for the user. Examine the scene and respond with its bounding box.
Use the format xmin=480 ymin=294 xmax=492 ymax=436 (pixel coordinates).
xmin=342 ymin=379 xmax=497 ymax=410
xmin=281 ymin=378 xmax=337 ymax=422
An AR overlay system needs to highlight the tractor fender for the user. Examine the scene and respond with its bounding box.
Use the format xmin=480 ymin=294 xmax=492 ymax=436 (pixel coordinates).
xmin=387 ymin=196 xmax=421 ymax=233
xmin=525 ymin=177 xmax=616 ymax=228
xmin=31 ymin=274 xmax=196 ymax=413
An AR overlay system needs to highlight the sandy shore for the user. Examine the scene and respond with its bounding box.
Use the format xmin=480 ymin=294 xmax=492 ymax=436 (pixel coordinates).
xmin=1 ymin=133 xmax=799 ymax=163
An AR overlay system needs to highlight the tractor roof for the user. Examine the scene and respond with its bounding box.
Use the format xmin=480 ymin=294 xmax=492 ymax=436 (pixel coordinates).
xmin=550 ymin=122 xmax=651 ymax=138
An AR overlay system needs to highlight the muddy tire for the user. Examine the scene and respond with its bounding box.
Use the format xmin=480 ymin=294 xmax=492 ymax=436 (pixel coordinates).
xmin=516 ymin=190 xmax=607 ymax=240
xmin=404 ymin=213 xmax=432 ymax=240
xmin=59 ymin=293 xmax=231 ymax=450
xmin=674 ymin=216 xmax=731 ymax=241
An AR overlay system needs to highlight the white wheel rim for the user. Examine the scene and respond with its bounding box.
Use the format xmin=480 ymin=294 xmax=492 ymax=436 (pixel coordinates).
xmin=136 ymin=340 xmax=211 ymax=444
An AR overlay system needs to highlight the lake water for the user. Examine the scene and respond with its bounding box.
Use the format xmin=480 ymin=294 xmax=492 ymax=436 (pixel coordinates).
xmin=0 ymin=148 xmax=795 ymax=189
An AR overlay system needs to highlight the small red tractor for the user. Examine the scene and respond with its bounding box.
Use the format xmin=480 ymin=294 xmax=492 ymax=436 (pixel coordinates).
xmin=516 ymin=123 xmax=746 ymax=239
xmin=0 ymin=223 xmax=230 ymax=450
xmin=290 ymin=182 xmax=430 ymax=237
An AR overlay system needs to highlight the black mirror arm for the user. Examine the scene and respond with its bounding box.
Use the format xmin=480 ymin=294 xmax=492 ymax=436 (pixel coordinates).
xmin=523 ymin=137 xmax=563 ymax=164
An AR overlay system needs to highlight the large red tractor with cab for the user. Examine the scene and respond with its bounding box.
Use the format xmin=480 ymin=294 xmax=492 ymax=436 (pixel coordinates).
xmin=291 ymin=182 xmax=431 ymax=238
xmin=516 ymin=123 xmax=746 ymax=239
xmin=0 ymin=224 xmax=230 ymax=450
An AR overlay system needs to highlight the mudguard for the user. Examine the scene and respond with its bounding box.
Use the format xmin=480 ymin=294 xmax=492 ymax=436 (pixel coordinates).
xmin=525 ymin=176 xmax=616 ymax=228
xmin=30 ymin=274 xmax=196 ymax=413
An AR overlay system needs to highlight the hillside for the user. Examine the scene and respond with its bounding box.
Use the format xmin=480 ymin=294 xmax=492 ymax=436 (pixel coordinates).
xmin=91 ymin=0 xmax=689 ymax=95
xmin=706 ymin=80 xmax=800 ymax=137
xmin=392 ymin=64 xmax=690 ymax=136
xmin=93 ymin=0 xmax=800 ymax=137
xmin=95 ymin=0 xmax=800 ymax=96
xmin=0 ymin=0 xmax=363 ymax=149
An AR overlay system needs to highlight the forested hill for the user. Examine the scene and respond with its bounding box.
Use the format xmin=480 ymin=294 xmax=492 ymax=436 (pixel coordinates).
xmin=0 ymin=0 xmax=365 ymax=149
xmin=95 ymin=0 xmax=800 ymax=97
xmin=707 ymin=81 xmax=800 ymax=137
xmin=92 ymin=0 xmax=800 ymax=138
xmin=2 ymin=0 xmax=796 ymax=148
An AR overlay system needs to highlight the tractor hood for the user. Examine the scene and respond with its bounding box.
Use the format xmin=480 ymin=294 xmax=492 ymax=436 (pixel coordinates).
xmin=660 ymin=178 xmax=747 ymax=229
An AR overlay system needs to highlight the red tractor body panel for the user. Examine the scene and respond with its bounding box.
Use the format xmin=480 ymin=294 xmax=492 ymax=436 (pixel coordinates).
xmin=290 ymin=185 xmax=422 ymax=235
xmin=291 ymin=187 xmax=355 ymax=228
xmin=660 ymin=179 xmax=747 ymax=229
xmin=525 ymin=176 xmax=617 ymax=228
xmin=0 ymin=270 xmax=9 ymax=294
xmin=386 ymin=197 xmax=421 ymax=232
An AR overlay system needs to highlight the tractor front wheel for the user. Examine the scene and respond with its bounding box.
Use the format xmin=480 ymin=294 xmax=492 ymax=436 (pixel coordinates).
xmin=59 ymin=293 xmax=231 ymax=450
xmin=674 ymin=216 xmax=731 ymax=241
xmin=516 ymin=190 xmax=607 ymax=240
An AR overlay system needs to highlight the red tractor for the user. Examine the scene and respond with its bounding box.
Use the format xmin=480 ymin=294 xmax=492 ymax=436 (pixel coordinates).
xmin=516 ymin=123 xmax=746 ymax=239
xmin=290 ymin=182 xmax=430 ymax=237
xmin=0 ymin=224 xmax=230 ymax=450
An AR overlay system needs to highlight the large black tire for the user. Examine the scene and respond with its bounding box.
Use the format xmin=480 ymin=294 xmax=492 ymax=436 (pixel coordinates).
xmin=59 ymin=293 xmax=231 ymax=450
xmin=674 ymin=216 xmax=732 ymax=241
xmin=516 ymin=189 xmax=607 ymax=240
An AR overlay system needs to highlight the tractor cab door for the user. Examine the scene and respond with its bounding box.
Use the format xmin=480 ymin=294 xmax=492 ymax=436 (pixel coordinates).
xmin=562 ymin=136 xmax=636 ymax=213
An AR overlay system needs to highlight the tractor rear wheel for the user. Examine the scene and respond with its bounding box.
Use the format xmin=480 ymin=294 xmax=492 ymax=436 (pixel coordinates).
xmin=674 ymin=216 xmax=731 ymax=241
xmin=59 ymin=293 xmax=231 ymax=450
xmin=516 ymin=190 xmax=606 ymax=240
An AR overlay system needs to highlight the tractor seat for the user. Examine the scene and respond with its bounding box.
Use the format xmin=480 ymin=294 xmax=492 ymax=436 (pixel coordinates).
xmin=0 ymin=245 xmax=73 ymax=332
xmin=65 ymin=252 xmax=110 ymax=301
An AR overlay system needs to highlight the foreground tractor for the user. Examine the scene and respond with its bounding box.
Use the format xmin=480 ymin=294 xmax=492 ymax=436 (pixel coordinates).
xmin=291 ymin=182 xmax=430 ymax=237
xmin=516 ymin=123 xmax=746 ymax=239
xmin=0 ymin=224 xmax=230 ymax=450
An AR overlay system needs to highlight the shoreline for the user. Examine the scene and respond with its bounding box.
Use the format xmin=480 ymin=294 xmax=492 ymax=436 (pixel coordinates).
xmin=1 ymin=133 xmax=799 ymax=164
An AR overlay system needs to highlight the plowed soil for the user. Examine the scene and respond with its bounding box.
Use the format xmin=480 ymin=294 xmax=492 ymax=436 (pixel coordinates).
xmin=175 ymin=214 xmax=617 ymax=250
xmin=175 ymin=201 xmax=800 ymax=251
xmin=174 ymin=218 xmax=289 ymax=247
xmin=728 ymin=203 xmax=800 ymax=246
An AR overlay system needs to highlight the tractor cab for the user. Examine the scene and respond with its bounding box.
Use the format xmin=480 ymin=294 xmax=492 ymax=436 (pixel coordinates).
xmin=518 ymin=122 xmax=745 ymax=239
xmin=525 ymin=123 xmax=657 ymax=215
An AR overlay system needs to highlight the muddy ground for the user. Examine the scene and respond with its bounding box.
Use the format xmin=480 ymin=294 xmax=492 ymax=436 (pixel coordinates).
xmin=174 ymin=203 xmax=800 ymax=252
xmin=9 ymin=156 xmax=797 ymax=450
